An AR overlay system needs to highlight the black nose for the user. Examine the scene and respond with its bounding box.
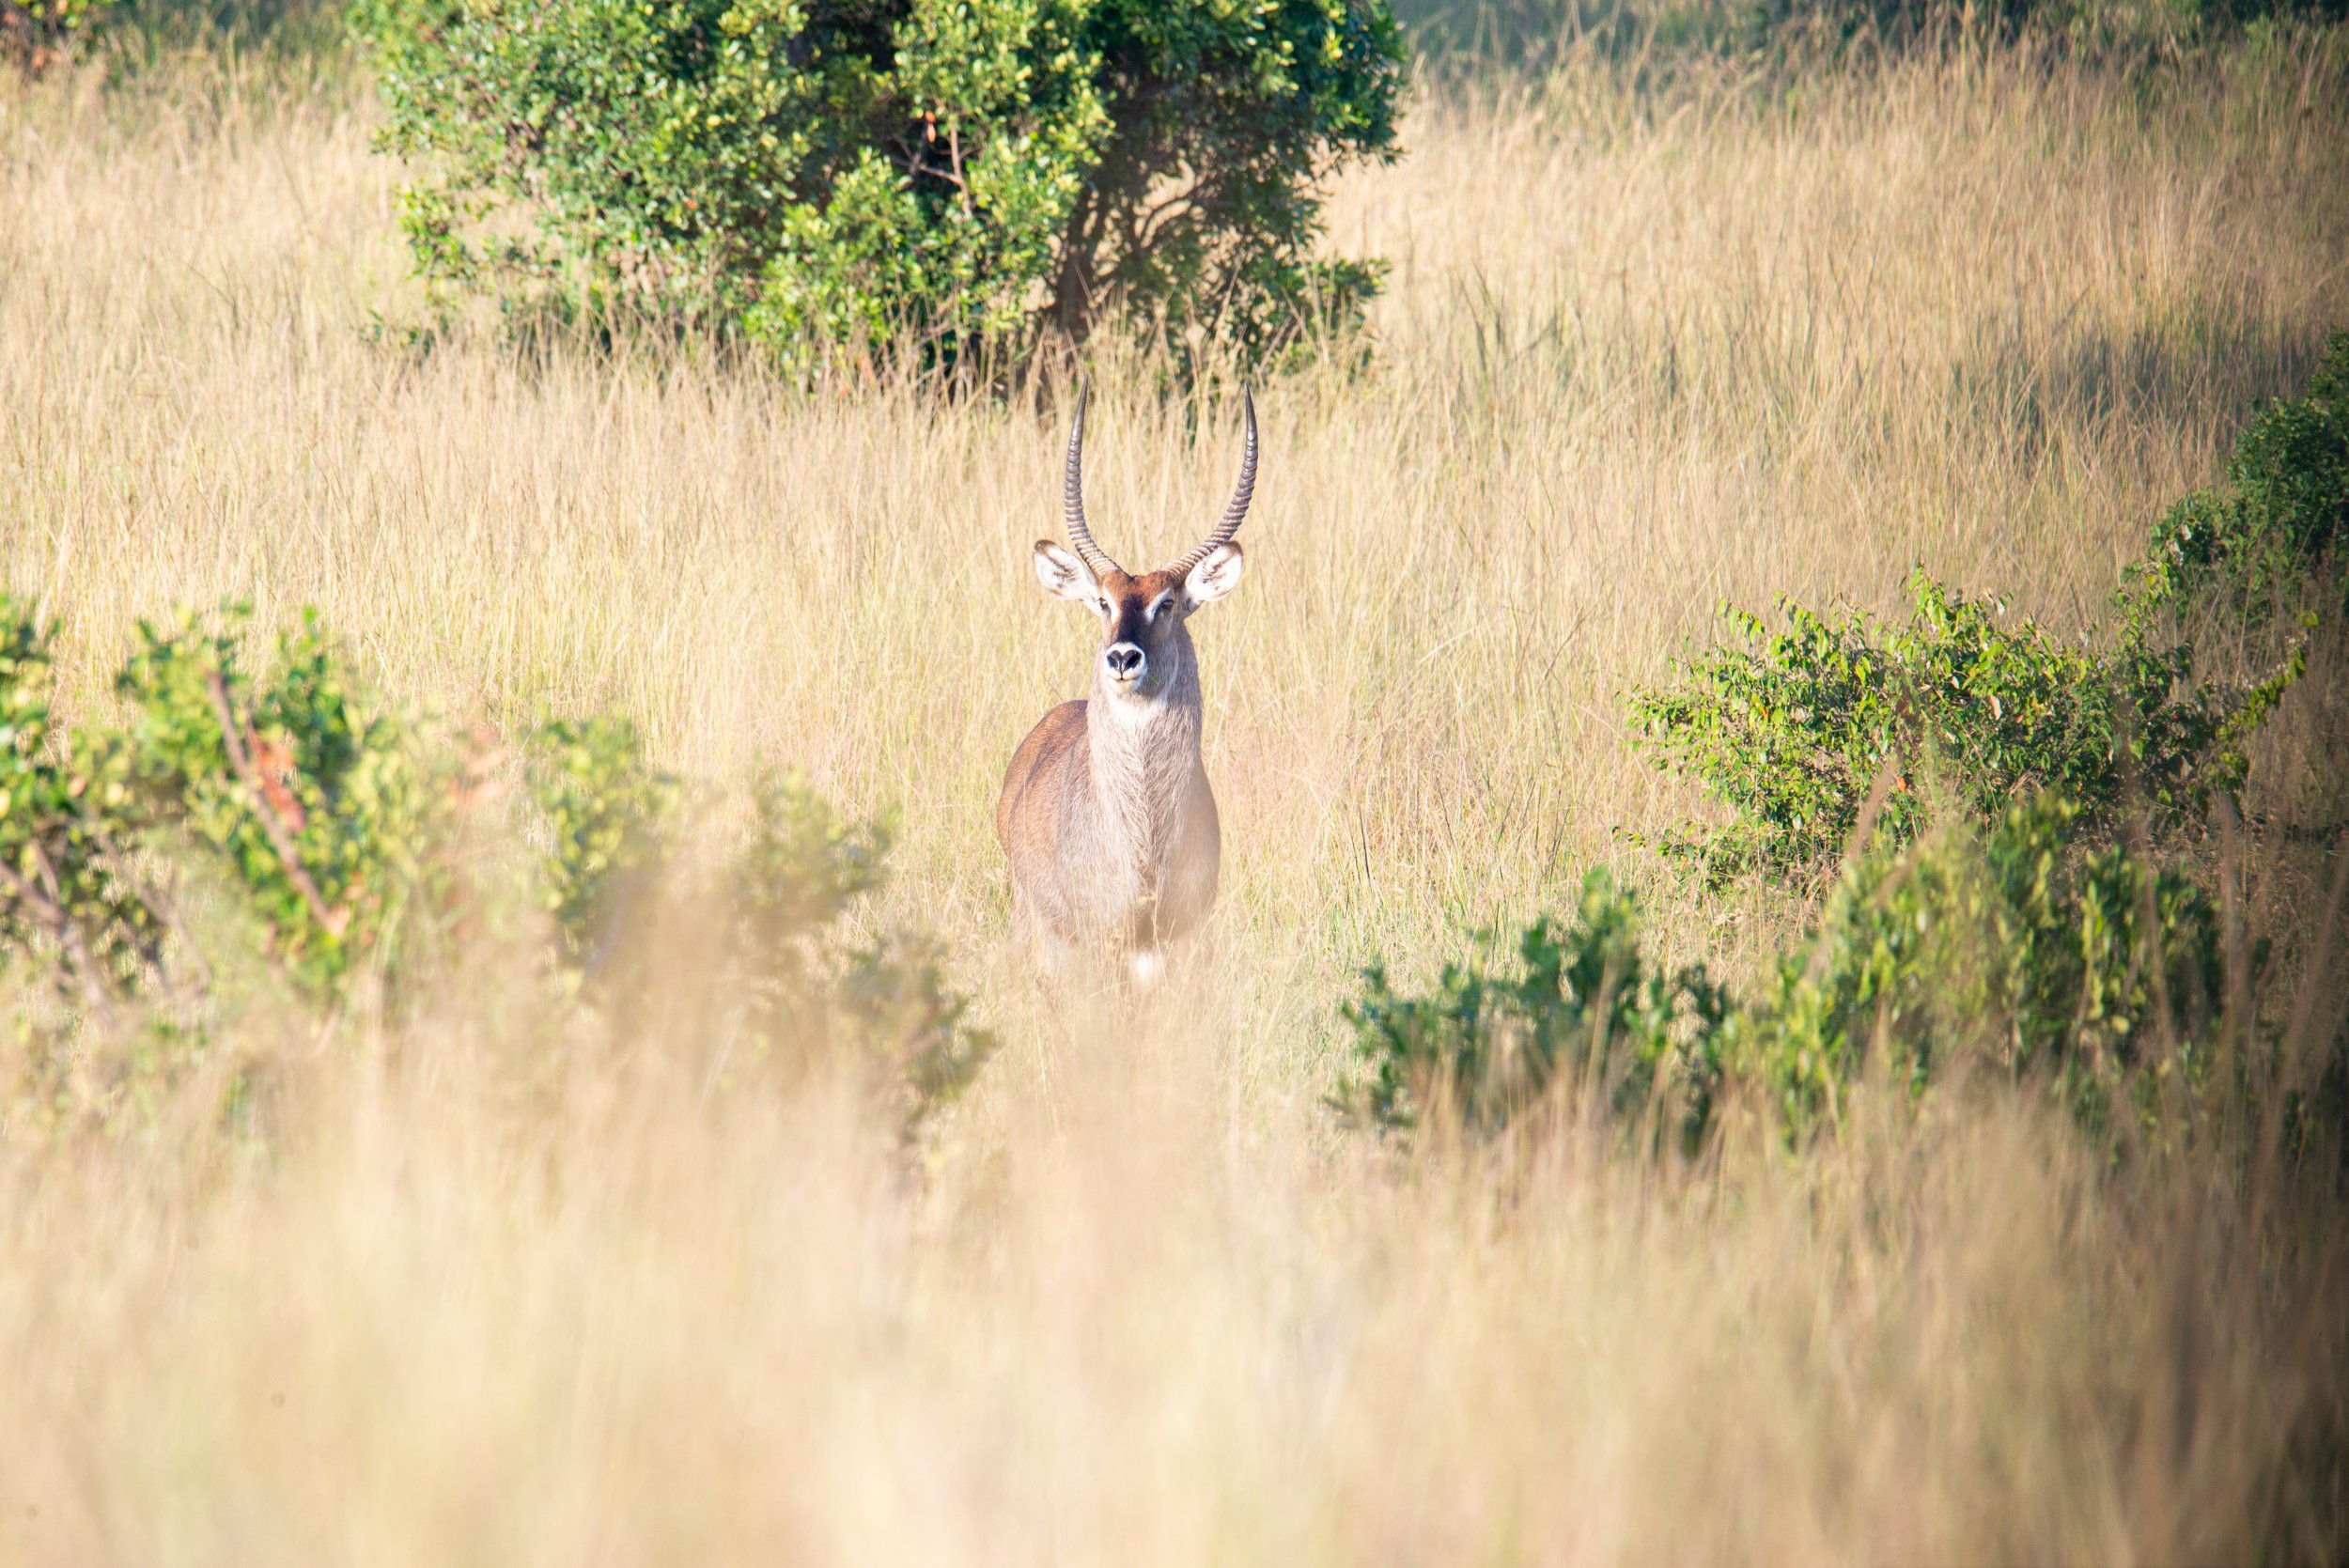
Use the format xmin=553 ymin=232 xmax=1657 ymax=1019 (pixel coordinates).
xmin=1105 ymin=644 xmax=1144 ymax=679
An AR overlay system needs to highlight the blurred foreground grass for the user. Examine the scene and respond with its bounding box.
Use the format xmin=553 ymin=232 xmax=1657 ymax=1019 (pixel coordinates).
xmin=2 ymin=19 xmax=2347 ymax=1561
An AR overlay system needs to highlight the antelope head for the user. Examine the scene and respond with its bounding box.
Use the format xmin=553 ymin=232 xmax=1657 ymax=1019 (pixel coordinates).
xmin=1029 ymin=386 xmax=1254 ymax=705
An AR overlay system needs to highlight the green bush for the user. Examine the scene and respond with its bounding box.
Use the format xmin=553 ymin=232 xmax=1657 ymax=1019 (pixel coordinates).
xmin=731 ymin=766 xmax=890 ymax=954
xmin=1351 ymin=333 xmax=2349 ymax=1155
xmin=0 ymin=598 xmax=995 ymax=1135
xmin=730 ymin=772 xmax=991 ymax=1133
xmin=0 ymin=0 xmax=124 ymax=70
xmin=0 ymin=599 xmax=166 ymax=1011
xmin=526 ymin=711 xmax=679 ymax=966
xmin=107 ymin=607 xmax=443 ymax=994
xmin=1338 ymin=867 xmax=1731 ymax=1147
xmin=1630 ymin=336 xmax=2349 ymax=883
xmin=0 ymin=600 xmax=437 ymax=1004
xmin=2124 ymin=329 xmax=2349 ymax=630
xmin=1735 ymin=791 xmax=2222 ymax=1139
xmin=1339 ymin=793 xmax=2229 ymax=1150
xmin=525 ymin=735 xmax=996 ymax=1129
xmin=352 ymin=0 xmax=1404 ymax=372
xmin=1627 ymin=572 xmax=2299 ymax=879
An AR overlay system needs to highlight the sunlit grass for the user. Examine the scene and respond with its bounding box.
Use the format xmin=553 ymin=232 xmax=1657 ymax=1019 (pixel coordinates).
xmin=1 ymin=23 xmax=2345 ymax=1561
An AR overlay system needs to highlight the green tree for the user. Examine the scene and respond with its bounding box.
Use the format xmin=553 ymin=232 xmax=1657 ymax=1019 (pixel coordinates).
xmin=352 ymin=0 xmax=1404 ymax=370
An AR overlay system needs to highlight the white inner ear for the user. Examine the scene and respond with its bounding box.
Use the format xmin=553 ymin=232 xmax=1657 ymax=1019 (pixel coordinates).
xmin=1181 ymin=542 xmax=1245 ymax=609
xmin=1032 ymin=540 xmax=1098 ymax=602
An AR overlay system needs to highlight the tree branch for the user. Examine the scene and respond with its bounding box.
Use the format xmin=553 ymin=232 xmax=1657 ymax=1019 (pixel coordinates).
xmin=86 ymin=814 xmax=210 ymax=1001
xmin=0 ymin=847 xmax=117 ymax=1024
xmin=948 ymin=124 xmax=973 ymax=216
xmin=206 ymin=669 xmax=350 ymax=939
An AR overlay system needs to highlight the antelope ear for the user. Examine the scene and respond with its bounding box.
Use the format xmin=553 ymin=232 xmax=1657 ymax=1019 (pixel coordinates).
xmin=1181 ymin=542 xmax=1244 ymax=609
xmin=1033 ymin=540 xmax=1097 ymax=602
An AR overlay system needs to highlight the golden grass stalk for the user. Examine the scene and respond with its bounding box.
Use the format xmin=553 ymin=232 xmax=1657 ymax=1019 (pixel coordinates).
xmin=2 ymin=25 xmax=2345 ymax=1562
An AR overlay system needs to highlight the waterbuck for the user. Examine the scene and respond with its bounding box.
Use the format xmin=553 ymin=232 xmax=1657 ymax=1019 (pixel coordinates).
xmin=996 ymin=389 xmax=1255 ymax=978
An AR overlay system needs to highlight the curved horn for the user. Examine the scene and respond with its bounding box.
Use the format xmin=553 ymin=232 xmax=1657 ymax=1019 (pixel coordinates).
xmin=1162 ymin=386 xmax=1256 ymax=579
xmin=1062 ymin=385 xmax=1122 ymax=578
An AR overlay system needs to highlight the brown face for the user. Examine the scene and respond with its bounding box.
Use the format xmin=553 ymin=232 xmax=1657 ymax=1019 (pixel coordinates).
xmin=1081 ymin=568 xmax=1188 ymax=697
xmin=1038 ymin=386 xmax=1256 ymax=705
xmin=1031 ymin=537 xmax=1247 ymax=701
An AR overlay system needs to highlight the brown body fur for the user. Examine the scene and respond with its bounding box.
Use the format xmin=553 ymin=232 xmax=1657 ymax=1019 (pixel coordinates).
xmin=996 ymin=565 xmax=1227 ymax=956
xmin=1001 ymin=395 xmax=1254 ymax=968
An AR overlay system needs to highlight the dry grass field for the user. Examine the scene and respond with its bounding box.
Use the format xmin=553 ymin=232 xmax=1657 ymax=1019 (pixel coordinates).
xmin=3 ymin=16 xmax=2348 ymax=1561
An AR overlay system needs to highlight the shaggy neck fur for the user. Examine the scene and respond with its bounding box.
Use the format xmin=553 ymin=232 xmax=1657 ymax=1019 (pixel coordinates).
xmin=1087 ymin=622 xmax=1202 ymax=907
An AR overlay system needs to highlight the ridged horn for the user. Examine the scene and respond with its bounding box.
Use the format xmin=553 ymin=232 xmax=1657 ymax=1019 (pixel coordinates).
xmin=1061 ymin=385 xmax=1122 ymax=578
xmin=1162 ymin=386 xmax=1256 ymax=579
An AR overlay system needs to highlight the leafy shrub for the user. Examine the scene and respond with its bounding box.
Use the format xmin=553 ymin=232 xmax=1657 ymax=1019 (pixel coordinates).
xmin=1631 ymin=337 xmax=2349 ymax=882
xmin=2124 ymin=328 xmax=2349 ymax=629
xmin=0 ymin=0 xmax=122 ymax=71
xmin=730 ymin=766 xmax=890 ymax=959
xmin=352 ymin=0 xmax=1404 ymax=371
xmin=1735 ymin=791 xmax=2222 ymax=1139
xmin=1339 ymin=867 xmax=1730 ymax=1148
xmin=1627 ymin=572 xmax=2299 ymax=878
xmin=729 ymin=771 xmax=991 ymax=1132
xmin=0 ymin=601 xmax=439 ymax=1003
xmin=1340 ymin=793 xmax=2228 ymax=1150
xmin=0 ymin=599 xmax=166 ymax=1011
xmin=109 ymin=607 xmax=442 ymax=993
xmin=526 ymin=736 xmax=996 ymax=1128
xmin=526 ymin=711 xmax=679 ymax=967
xmin=0 ymin=598 xmax=995 ymax=1135
xmin=835 ymin=928 xmax=995 ymax=1130
xmin=1362 ymin=335 xmax=2349 ymax=1154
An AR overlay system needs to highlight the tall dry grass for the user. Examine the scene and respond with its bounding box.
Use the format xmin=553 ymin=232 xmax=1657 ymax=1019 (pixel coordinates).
xmin=2 ymin=22 xmax=2347 ymax=1562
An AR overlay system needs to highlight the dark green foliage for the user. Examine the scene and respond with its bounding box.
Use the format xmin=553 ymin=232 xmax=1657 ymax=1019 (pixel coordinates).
xmin=1627 ymin=572 xmax=2299 ymax=878
xmin=2124 ymin=329 xmax=2349 ymax=629
xmin=1339 ymin=867 xmax=1730 ymax=1146
xmin=1631 ymin=336 xmax=2348 ymax=882
xmin=351 ymin=0 xmax=1404 ymax=370
xmin=1350 ymin=332 xmax=2348 ymax=1154
xmin=829 ymin=930 xmax=996 ymax=1132
xmin=0 ymin=601 xmax=438 ymax=1004
xmin=525 ymin=712 xmax=679 ymax=965
xmin=731 ymin=766 xmax=890 ymax=953
xmin=519 ymin=733 xmax=994 ymax=1128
